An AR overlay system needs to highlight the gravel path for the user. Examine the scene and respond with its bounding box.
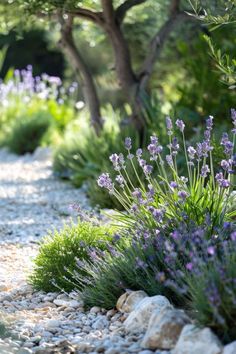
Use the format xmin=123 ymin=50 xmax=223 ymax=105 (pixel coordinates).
xmin=0 ymin=148 xmax=167 ymax=354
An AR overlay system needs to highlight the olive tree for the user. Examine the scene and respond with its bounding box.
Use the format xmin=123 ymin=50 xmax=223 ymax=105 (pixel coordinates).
xmin=7 ymin=0 xmax=194 ymax=134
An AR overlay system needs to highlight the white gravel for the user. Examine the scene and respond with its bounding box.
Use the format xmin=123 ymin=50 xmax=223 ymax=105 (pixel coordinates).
xmin=0 ymin=148 xmax=169 ymax=354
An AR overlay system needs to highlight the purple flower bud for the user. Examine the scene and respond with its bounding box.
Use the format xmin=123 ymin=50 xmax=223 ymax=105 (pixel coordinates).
xmin=176 ymin=119 xmax=185 ymax=132
xmin=97 ymin=173 xmax=114 ymax=192
xmin=166 ymin=116 xmax=173 ymax=134
xmin=215 ymin=172 xmax=230 ymax=188
xmin=170 ymin=181 xmax=178 ymax=188
xmin=132 ymin=188 xmax=142 ymax=199
xmin=170 ymin=137 xmax=179 ymax=155
xmin=139 ymin=159 xmax=146 ymax=167
xmin=206 ymin=115 xmax=214 ymax=130
xmin=186 ymin=262 xmax=193 ymax=271
xmin=220 ymin=159 xmax=229 ymax=171
xmin=188 ymin=146 xmax=196 ymax=160
xmin=115 ymin=175 xmax=125 ymax=187
xmin=178 ymin=190 xmax=188 ymax=200
xmin=143 ymin=164 xmax=153 ymax=175
xmin=136 ymin=148 xmax=142 ymax=157
xmin=150 ymin=135 xmax=158 ymax=144
xmin=124 ymin=137 xmax=132 ymax=150
xmin=201 ymin=164 xmax=210 ymax=178
xmin=166 ymin=154 xmax=174 ymax=167
xmin=207 ymin=246 xmax=215 ymax=255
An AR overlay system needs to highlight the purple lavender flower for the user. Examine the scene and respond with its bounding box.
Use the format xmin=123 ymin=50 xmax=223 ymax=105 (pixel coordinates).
xmin=166 ymin=154 xmax=174 ymax=167
xmin=178 ymin=190 xmax=189 ymax=200
xmin=206 ymin=115 xmax=214 ymax=130
xmin=188 ymin=146 xmax=196 ymax=160
xmin=124 ymin=137 xmax=132 ymax=150
xmin=115 ymin=175 xmax=125 ymax=188
xmin=207 ymin=246 xmax=215 ymax=255
xmin=147 ymin=184 xmax=155 ymax=200
xmin=152 ymin=208 xmax=165 ymax=223
xmin=176 ymin=119 xmax=185 ymax=132
xmin=130 ymin=204 xmax=138 ymax=213
xmin=221 ymin=133 xmax=234 ymax=156
xmin=109 ymin=153 xmax=125 ymax=171
xmin=136 ymin=148 xmax=142 ymax=157
xmin=143 ymin=164 xmax=153 ymax=176
xmin=170 ymin=137 xmax=179 ymax=156
xmin=97 ymin=173 xmax=114 ymax=192
xmin=201 ymin=140 xmax=213 ymax=157
xmin=127 ymin=153 xmax=134 ymax=160
xmin=186 ymin=262 xmax=193 ymax=271
xmin=166 ymin=116 xmax=173 ymax=135
xmin=170 ymin=181 xmax=178 ymax=189
xmin=139 ymin=159 xmax=146 ymax=167
xmin=196 ymin=143 xmax=203 ymax=160
xmin=132 ymin=188 xmax=142 ymax=200
xmin=221 ymin=159 xmax=230 ymax=171
xmin=150 ymin=135 xmax=158 ymax=144
xmin=201 ymin=164 xmax=210 ymax=178
xmin=215 ymin=172 xmax=230 ymax=188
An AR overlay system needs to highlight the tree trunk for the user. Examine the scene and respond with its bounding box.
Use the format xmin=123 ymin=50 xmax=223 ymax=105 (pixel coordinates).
xmin=59 ymin=17 xmax=103 ymax=135
xmin=101 ymin=0 xmax=146 ymax=134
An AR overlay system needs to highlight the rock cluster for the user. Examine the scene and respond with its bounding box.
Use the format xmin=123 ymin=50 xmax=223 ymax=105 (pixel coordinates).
xmin=116 ymin=290 xmax=233 ymax=354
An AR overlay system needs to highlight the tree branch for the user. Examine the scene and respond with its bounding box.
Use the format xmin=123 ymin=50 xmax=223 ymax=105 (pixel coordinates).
xmin=139 ymin=0 xmax=193 ymax=90
xmin=116 ymin=0 xmax=148 ymax=24
xmin=67 ymin=7 xmax=104 ymax=26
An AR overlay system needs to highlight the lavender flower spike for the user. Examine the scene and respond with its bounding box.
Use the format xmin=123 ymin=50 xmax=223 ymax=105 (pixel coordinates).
xmin=97 ymin=173 xmax=114 ymax=192
xmin=176 ymin=119 xmax=185 ymax=132
xmin=166 ymin=116 xmax=173 ymax=135
xmin=124 ymin=137 xmax=132 ymax=150
xmin=201 ymin=164 xmax=210 ymax=178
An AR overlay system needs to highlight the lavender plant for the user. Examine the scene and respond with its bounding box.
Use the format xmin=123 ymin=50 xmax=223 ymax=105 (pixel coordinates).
xmin=0 ymin=65 xmax=77 ymax=143
xmin=77 ymin=220 xmax=236 ymax=309
xmin=185 ymin=234 xmax=236 ymax=343
xmin=98 ymin=111 xmax=236 ymax=230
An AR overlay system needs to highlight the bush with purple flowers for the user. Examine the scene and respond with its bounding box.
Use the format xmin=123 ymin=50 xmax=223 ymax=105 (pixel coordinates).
xmin=0 ymin=65 xmax=77 ymax=148
xmin=186 ymin=236 xmax=236 ymax=343
xmin=76 ymin=220 xmax=236 ymax=310
xmin=97 ymin=111 xmax=236 ymax=229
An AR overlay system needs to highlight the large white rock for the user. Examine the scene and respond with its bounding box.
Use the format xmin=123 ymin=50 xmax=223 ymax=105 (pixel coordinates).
xmin=173 ymin=324 xmax=223 ymax=354
xmin=124 ymin=295 xmax=171 ymax=333
xmin=116 ymin=290 xmax=148 ymax=313
xmin=141 ymin=307 xmax=191 ymax=350
xmin=223 ymin=341 xmax=236 ymax=354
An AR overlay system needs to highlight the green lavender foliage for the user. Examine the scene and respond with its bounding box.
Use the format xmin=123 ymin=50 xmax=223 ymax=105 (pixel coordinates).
xmin=2 ymin=112 xmax=50 ymax=154
xmin=29 ymin=221 xmax=115 ymax=292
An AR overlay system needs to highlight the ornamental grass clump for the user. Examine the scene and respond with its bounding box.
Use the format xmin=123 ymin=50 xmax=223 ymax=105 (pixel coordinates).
xmin=98 ymin=110 xmax=236 ymax=229
xmin=29 ymin=220 xmax=115 ymax=292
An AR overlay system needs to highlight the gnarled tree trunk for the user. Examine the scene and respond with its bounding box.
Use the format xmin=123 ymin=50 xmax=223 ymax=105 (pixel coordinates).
xmin=58 ymin=14 xmax=103 ymax=135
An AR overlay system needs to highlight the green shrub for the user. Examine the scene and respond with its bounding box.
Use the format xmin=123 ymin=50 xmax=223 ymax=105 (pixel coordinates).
xmin=29 ymin=221 xmax=115 ymax=293
xmin=2 ymin=112 xmax=50 ymax=154
xmin=53 ymin=107 xmax=143 ymax=209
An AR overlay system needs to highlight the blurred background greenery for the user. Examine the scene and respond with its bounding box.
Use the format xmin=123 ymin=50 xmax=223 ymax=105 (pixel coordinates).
xmin=0 ymin=0 xmax=235 ymax=208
